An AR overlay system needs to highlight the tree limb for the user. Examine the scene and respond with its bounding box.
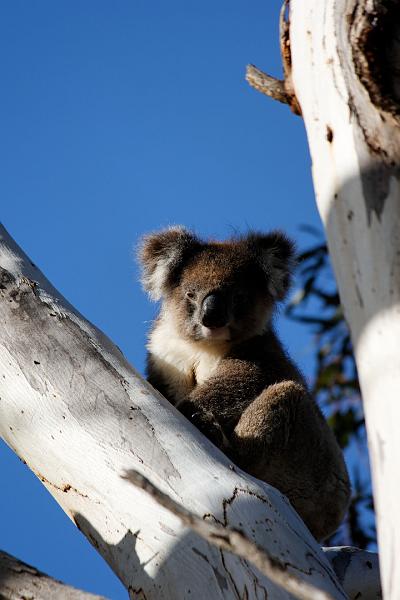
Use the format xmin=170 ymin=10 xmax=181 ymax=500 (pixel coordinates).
xmin=0 ymin=549 xmax=107 ymax=600
xmin=246 ymin=0 xmax=301 ymax=115
xmin=323 ymin=547 xmax=381 ymax=600
xmin=246 ymin=64 xmax=290 ymax=105
xmin=125 ymin=470 xmax=335 ymax=600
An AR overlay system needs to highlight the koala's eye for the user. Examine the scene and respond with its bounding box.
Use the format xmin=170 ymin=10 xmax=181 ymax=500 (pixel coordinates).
xmin=185 ymin=291 xmax=196 ymax=301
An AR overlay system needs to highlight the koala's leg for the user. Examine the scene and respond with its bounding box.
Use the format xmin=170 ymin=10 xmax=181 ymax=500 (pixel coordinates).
xmin=231 ymin=380 xmax=351 ymax=541
xmin=231 ymin=380 xmax=305 ymax=464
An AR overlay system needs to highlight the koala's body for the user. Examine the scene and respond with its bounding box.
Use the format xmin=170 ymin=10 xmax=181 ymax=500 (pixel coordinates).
xmin=139 ymin=226 xmax=350 ymax=541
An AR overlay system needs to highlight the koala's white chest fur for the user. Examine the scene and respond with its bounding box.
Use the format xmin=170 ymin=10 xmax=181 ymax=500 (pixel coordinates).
xmin=148 ymin=317 xmax=225 ymax=405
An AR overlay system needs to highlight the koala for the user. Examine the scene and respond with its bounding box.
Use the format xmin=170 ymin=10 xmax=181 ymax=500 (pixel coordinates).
xmin=138 ymin=226 xmax=350 ymax=541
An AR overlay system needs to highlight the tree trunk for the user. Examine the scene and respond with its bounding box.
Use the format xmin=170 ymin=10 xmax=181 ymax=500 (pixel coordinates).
xmin=0 ymin=549 xmax=107 ymax=600
xmin=0 ymin=223 xmax=348 ymax=598
xmin=289 ymin=0 xmax=400 ymax=597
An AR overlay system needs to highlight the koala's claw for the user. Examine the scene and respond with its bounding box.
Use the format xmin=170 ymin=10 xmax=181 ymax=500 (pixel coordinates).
xmin=181 ymin=406 xmax=224 ymax=448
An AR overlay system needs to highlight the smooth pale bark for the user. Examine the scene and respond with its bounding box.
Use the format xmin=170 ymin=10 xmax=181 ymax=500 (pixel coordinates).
xmin=290 ymin=0 xmax=400 ymax=597
xmin=0 ymin=223 xmax=347 ymax=599
xmin=0 ymin=549 xmax=107 ymax=600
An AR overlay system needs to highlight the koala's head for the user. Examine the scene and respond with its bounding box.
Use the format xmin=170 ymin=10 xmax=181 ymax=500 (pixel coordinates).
xmin=138 ymin=226 xmax=295 ymax=344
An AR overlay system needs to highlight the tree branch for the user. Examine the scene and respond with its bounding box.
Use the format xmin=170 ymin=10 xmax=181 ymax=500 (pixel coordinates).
xmin=125 ymin=470 xmax=335 ymax=600
xmin=323 ymin=547 xmax=382 ymax=600
xmin=0 ymin=549 xmax=106 ymax=600
xmin=246 ymin=0 xmax=301 ymax=115
xmin=246 ymin=64 xmax=290 ymax=105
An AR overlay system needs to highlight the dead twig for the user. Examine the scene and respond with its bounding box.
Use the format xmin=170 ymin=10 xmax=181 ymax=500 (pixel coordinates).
xmin=246 ymin=64 xmax=290 ymax=105
xmin=246 ymin=0 xmax=301 ymax=115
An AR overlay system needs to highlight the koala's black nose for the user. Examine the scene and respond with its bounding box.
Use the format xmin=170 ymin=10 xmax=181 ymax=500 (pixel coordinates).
xmin=201 ymin=293 xmax=228 ymax=328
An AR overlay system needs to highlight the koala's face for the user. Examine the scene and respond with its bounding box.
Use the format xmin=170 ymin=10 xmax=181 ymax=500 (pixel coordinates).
xmin=139 ymin=227 xmax=295 ymax=345
xmin=169 ymin=247 xmax=273 ymax=343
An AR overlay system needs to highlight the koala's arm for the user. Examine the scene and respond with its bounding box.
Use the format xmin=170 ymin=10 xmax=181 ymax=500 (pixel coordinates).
xmin=180 ymin=359 xmax=308 ymax=455
xmin=181 ymin=331 xmax=306 ymax=431
xmin=182 ymin=358 xmax=267 ymax=425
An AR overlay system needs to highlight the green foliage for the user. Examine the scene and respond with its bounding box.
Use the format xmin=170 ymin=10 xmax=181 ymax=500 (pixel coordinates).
xmin=286 ymin=233 xmax=376 ymax=549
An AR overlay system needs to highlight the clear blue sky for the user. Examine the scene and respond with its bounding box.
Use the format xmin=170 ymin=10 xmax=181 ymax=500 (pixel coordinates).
xmin=0 ymin=2 xmax=322 ymax=598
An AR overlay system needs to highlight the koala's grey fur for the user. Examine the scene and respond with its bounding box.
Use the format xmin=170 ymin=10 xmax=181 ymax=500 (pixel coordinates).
xmin=138 ymin=226 xmax=351 ymax=541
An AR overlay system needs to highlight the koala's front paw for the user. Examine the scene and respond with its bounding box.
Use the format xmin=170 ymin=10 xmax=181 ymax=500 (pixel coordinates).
xmin=191 ymin=411 xmax=225 ymax=447
xmin=179 ymin=402 xmax=224 ymax=448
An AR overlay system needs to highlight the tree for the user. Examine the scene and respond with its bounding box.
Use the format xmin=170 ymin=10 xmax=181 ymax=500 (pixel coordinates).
xmin=248 ymin=0 xmax=400 ymax=596
xmin=0 ymin=0 xmax=389 ymax=596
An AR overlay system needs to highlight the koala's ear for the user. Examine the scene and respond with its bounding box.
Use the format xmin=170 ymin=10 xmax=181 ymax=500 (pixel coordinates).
xmin=247 ymin=231 xmax=296 ymax=300
xmin=138 ymin=226 xmax=201 ymax=300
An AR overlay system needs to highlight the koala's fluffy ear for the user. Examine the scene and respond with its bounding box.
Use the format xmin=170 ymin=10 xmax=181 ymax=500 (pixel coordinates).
xmin=138 ymin=226 xmax=201 ymax=300
xmin=247 ymin=231 xmax=296 ymax=300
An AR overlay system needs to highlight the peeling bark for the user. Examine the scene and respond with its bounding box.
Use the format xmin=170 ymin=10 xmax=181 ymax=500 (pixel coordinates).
xmin=350 ymin=0 xmax=400 ymax=117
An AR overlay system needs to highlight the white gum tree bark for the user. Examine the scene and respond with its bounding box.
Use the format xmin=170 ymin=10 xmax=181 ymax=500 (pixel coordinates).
xmin=0 ymin=223 xmax=348 ymax=599
xmin=287 ymin=0 xmax=400 ymax=597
